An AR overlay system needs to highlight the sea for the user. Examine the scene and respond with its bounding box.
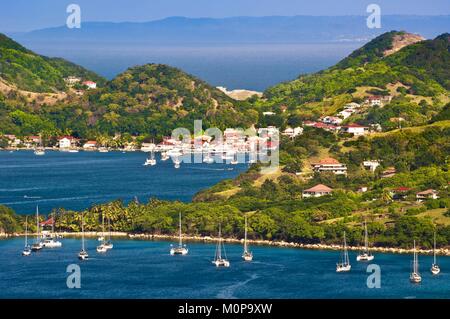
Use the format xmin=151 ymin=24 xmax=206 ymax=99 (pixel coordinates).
xmin=0 ymin=150 xmax=248 ymax=215
xmin=18 ymin=42 xmax=361 ymax=91
xmin=0 ymin=238 xmax=449 ymax=298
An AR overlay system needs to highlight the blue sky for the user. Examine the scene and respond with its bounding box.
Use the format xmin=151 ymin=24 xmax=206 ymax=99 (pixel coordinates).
xmin=1 ymin=0 xmax=449 ymax=32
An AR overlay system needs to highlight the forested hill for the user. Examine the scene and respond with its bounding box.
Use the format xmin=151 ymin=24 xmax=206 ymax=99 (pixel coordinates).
xmin=0 ymin=33 xmax=105 ymax=92
xmin=81 ymin=64 xmax=256 ymax=136
xmin=264 ymin=32 xmax=449 ymax=107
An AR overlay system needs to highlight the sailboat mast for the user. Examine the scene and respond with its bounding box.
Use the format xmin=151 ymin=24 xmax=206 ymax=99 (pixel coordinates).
xmin=244 ymin=215 xmax=248 ymax=252
xmin=433 ymin=232 xmax=437 ymax=265
xmin=217 ymin=224 xmax=222 ymax=259
xmin=81 ymin=213 xmax=85 ymax=251
xmin=36 ymin=205 xmax=39 ymax=242
xmin=364 ymin=221 xmax=369 ymax=252
xmin=25 ymin=216 xmax=28 ymax=247
xmin=179 ymin=212 xmax=182 ymax=247
xmin=343 ymin=231 xmax=348 ymax=264
xmin=108 ymin=218 xmax=111 ymax=241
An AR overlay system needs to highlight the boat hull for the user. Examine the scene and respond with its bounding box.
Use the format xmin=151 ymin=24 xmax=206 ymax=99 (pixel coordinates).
xmin=410 ymin=273 xmax=422 ymax=283
xmin=213 ymin=259 xmax=230 ymax=267
xmin=356 ymin=254 xmax=374 ymax=262
xmin=170 ymin=247 xmax=188 ymax=255
xmin=336 ymin=264 xmax=351 ymax=272
xmin=431 ymin=265 xmax=440 ymax=275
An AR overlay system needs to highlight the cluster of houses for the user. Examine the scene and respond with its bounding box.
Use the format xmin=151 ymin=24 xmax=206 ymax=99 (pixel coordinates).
xmin=300 ymin=97 xmax=393 ymax=136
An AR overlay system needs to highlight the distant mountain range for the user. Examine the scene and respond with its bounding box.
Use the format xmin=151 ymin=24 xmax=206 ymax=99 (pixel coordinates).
xmin=10 ymin=15 xmax=450 ymax=45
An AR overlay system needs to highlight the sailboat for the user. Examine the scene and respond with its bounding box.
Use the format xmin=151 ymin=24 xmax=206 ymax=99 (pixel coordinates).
xmin=212 ymin=224 xmax=230 ymax=267
xmin=336 ymin=231 xmax=351 ymax=272
xmin=96 ymin=214 xmax=108 ymax=253
xmin=103 ymin=218 xmax=113 ymax=250
xmin=242 ymin=215 xmax=253 ymax=261
xmin=42 ymin=212 xmax=62 ymax=248
xmin=22 ymin=216 xmax=31 ymax=256
xmin=144 ymin=149 xmax=157 ymax=166
xmin=203 ymin=152 xmax=214 ymax=164
xmin=78 ymin=213 xmax=89 ymax=260
xmin=170 ymin=212 xmax=188 ymax=255
xmin=31 ymin=206 xmax=43 ymax=252
xmin=34 ymin=135 xmax=45 ymax=155
xmin=410 ymin=240 xmax=421 ymax=283
xmin=356 ymin=220 xmax=374 ymax=261
xmin=161 ymin=151 xmax=169 ymax=161
xmin=173 ymin=156 xmax=181 ymax=169
xmin=230 ymin=152 xmax=238 ymax=165
xmin=431 ymin=232 xmax=440 ymax=275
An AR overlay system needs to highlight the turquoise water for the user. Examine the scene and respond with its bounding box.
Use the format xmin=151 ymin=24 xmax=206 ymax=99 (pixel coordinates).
xmin=0 ymin=150 xmax=248 ymax=214
xmin=0 ymin=238 xmax=449 ymax=299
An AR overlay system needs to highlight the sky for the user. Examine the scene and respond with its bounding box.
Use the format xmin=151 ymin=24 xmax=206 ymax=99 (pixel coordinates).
xmin=1 ymin=0 xmax=449 ymax=32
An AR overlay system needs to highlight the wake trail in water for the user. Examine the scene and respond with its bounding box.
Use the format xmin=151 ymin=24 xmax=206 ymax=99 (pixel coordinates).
xmin=216 ymin=273 xmax=260 ymax=299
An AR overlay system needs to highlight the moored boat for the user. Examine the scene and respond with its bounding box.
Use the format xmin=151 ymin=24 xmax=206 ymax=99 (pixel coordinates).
xmin=336 ymin=231 xmax=351 ymax=272
xmin=170 ymin=212 xmax=188 ymax=255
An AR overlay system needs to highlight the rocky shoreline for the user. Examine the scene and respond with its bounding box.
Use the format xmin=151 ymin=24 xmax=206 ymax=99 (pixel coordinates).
xmin=3 ymin=231 xmax=449 ymax=256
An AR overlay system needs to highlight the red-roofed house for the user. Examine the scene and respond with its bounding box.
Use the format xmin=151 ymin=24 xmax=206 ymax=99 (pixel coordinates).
xmin=302 ymin=184 xmax=333 ymax=198
xmin=83 ymin=140 xmax=97 ymax=150
xmin=312 ymin=158 xmax=347 ymax=175
xmin=82 ymin=81 xmax=97 ymax=89
xmin=341 ymin=123 xmax=368 ymax=136
xmin=416 ymin=189 xmax=439 ymax=202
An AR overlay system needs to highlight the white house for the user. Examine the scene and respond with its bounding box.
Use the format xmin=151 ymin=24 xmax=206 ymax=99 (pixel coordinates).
xmin=322 ymin=116 xmax=343 ymax=125
xmin=363 ymin=160 xmax=381 ymax=172
xmin=302 ymin=184 xmax=333 ymax=198
xmin=82 ymin=81 xmax=97 ymax=89
xmin=282 ymin=127 xmax=303 ymax=138
xmin=83 ymin=140 xmax=97 ymax=150
xmin=338 ymin=109 xmax=355 ymax=119
xmin=366 ymin=96 xmax=382 ymax=106
xmin=341 ymin=124 xmax=368 ymax=136
xmin=312 ymin=158 xmax=347 ymax=175
xmin=58 ymin=136 xmax=78 ymax=149
xmin=416 ymin=189 xmax=439 ymax=202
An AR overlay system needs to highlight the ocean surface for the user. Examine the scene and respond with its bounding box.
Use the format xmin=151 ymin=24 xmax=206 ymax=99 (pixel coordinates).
xmin=0 ymin=238 xmax=449 ymax=299
xmin=18 ymin=42 xmax=361 ymax=91
xmin=0 ymin=150 xmax=248 ymax=215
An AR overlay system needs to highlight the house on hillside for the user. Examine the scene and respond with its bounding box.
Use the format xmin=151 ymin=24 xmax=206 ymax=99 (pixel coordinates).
xmin=321 ymin=116 xmax=343 ymax=125
xmin=302 ymin=184 xmax=333 ymax=198
xmin=390 ymin=187 xmax=412 ymax=200
xmin=363 ymin=160 xmax=381 ymax=172
xmin=416 ymin=189 xmax=439 ymax=202
xmin=282 ymin=127 xmax=303 ymax=138
xmin=312 ymin=158 xmax=347 ymax=175
xmin=381 ymin=167 xmax=397 ymax=178
xmin=341 ymin=124 xmax=368 ymax=136
xmin=82 ymin=81 xmax=97 ymax=89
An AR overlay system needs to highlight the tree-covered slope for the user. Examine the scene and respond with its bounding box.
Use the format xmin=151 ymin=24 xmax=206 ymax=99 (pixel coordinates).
xmin=265 ymin=32 xmax=449 ymax=106
xmin=0 ymin=33 xmax=105 ymax=92
xmin=80 ymin=64 xmax=256 ymax=136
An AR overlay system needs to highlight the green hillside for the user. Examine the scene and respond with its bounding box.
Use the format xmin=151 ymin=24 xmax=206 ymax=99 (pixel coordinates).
xmin=0 ymin=33 xmax=105 ymax=92
xmin=265 ymin=32 xmax=449 ymax=107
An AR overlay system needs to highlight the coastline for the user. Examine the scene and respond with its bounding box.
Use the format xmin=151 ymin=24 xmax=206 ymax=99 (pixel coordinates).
xmin=3 ymin=231 xmax=450 ymax=256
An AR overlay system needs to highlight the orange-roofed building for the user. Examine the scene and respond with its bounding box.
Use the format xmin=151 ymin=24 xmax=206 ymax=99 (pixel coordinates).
xmin=311 ymin=157 xmax=347 ymax=175
xmin=302 ymin=184 xmax=333 ymax=198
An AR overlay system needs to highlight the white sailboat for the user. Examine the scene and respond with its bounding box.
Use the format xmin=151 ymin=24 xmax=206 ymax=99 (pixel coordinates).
xmin=34 ymin=135 xmax=45 ymax=155
xmin=22 ymin=216 xmax=31 ymax=256
xmin=410 ymin=240 xmax=421 ymax=283
xmin=356 ymin=220 xmax=374 ymax=261
xmin=31 ymin=206 xmax=43 ymax=252
xmin=78 ymin=213 xmax=89 ymax=260
xmin=144 ymin=149 xmax=157 ymax=166
xmin=212 ymin=224 xmax=230 ymax=267
xmin=336 ymin=231 xmax=351 ymax=272
xmin=173 ymin=156 xmax=181 ymax=169
xmin=96 ymin=214 xmax=108 ymax=253
xmin=161 ymin=151 xmax=169 ymax=161
xmin=203 ymin=152 xmax=214 ymax=164
xmin=431 ymin=232 xmax=440 ymax=275
xmin=170 ymin=212 xmax=188 ymax=255
xmin=103 ymin=218 xmax=113 ymax=250
xmin=42 ymin=212 xmax=62 ymax=248
xmin=242 ymin=215 xmax=253 ymax=261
